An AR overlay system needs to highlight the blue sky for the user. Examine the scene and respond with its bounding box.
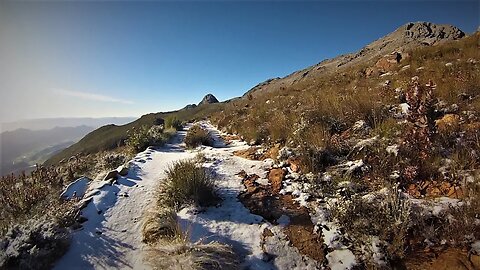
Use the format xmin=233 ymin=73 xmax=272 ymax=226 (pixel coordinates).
xmin=0 ymin=1 xmax=478 ymax=122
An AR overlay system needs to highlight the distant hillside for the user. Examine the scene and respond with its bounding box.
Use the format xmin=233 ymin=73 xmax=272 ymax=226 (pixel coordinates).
xmin=0 ymin=125 xmax=95 ymax=175
xmin=1 ymin=117 xmax=136 ymax=132
xmin=45 ymin=103 xmax=224 ymax=165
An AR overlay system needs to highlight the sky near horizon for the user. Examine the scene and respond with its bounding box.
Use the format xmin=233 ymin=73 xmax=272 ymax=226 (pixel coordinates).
xmin=0 ymin=1 xmax=478 ymax=123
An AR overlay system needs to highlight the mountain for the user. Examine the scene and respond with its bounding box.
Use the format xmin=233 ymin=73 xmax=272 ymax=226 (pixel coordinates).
xmin=243 ymin=22 xmax=465 ymax=98
xmin=0 ymin=125 xmax=96 ymax=175
xmin=46 ymin=22 xmax=467 ymax=166
xmin=1 ymin=117 xmax=137 ymax=132
xmin=45 ymin=103 xmax=224 ymax=165
xmin=198 ymin=94 xmax=219 ymax=105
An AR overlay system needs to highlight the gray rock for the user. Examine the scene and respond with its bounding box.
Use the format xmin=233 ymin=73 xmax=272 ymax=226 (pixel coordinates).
xmin=198 ymin=94 xmax=219 ymax=105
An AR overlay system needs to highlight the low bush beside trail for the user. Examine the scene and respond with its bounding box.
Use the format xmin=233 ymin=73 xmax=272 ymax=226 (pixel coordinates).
xmin=184 ymin=125 xmax=212 ymax=148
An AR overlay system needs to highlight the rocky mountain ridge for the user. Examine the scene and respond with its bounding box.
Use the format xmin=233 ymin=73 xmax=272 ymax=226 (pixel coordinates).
xmin=244 ymin=21 xmax=465 ymax=97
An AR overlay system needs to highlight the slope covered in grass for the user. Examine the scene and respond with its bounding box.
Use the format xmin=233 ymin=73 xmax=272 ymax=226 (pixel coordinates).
xmin=46 ymin=103 xmax=224 ymax=165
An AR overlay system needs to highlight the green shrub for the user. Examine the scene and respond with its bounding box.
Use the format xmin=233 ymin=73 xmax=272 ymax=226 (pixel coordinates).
xmin=125 ymin=125 xmax=171 ymax=153
xmin=158 ymin=160 xmax=218 ymax=210
xmin=184 ymin=125 xmax=212 ymax=148
xmin=165 ymin=116 xmax=183 ymax=131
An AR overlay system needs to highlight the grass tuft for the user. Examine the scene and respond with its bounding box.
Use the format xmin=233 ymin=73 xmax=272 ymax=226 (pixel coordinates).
xmin=184 ymin=125 xmax=213 ymax=148
xmin=157 ymin=160 xmax=218 ymax=210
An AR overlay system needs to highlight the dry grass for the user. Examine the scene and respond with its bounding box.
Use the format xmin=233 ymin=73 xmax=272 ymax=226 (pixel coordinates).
xmin=146 ymin=237 xmax=240 ymax=270
xmin=142 ymin=157 xmax=238 ymax=269
xmin=142 ymin=208 xmax=181 ymax=244
xmin=0 ymin=166 xmax=79 ymax=236
xmin=330 ymin=185 xmax=412 ymax=263
xmin=157 ymin=159 xmax=218 ymax=210
xmin=184 ymin=125 xmax=213 ymax=148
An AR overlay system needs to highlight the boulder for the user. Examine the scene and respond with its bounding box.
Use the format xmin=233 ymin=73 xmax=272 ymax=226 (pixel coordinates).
xmin=287 ymin=157 xmax=302 ymax=173
xmin=425 ymin=249 xmax=479 ymax=270
xmin=117 ymin=165 xmax=129 ymax=176
xmin=268 ymin=168 xmax=285 ymax=194
xmin=104 ymin=170 xmax=119 ymax=181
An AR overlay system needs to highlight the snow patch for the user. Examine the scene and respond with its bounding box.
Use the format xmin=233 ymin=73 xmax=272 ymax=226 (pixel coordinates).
xmin=327 ymin=249 xmax=357 ymax=270
xmin=61 ymin=177 xmax=90 ymax=199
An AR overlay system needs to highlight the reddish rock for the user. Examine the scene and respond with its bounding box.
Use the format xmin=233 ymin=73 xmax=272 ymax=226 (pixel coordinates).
xmin=235 ymin=170 xmax=247 ymax=179
xmin=287 ymin=157 xmax=302 ymax=173
xmin=233 ymin=147 xmax=267 ymax=160
xmin=427 ymin=249 xmax=477 ymax=270
xmin=448 ymin=186 xmax=464 ymax=199
xmin=268 ymin=168 xmax=285 ymax=194
xmin=243 ymin=174 xmax=260 ymax=193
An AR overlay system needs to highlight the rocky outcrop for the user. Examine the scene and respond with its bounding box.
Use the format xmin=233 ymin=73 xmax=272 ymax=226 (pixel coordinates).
xmin=198 ymin=94 xmax=219 ymax=105
xmin=243 ymin=22 xmax=465 ymax=98
xmin=183 ymin=104 xmax=197 ymax=110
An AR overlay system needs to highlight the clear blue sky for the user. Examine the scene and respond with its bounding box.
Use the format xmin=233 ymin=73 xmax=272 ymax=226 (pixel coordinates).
xmin=0 ymin=1 xmax=478 ymax=122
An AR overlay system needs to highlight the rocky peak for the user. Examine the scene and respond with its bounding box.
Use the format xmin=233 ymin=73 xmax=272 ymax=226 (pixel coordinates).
xmin=198 ymin=94 xmax=219 ymax=105
xmin=400 ymin=21 xmax=465 ymax=44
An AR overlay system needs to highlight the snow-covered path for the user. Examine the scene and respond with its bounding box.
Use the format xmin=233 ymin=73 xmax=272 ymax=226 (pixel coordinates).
xmin=55 ymin=123 xmax=319 ymax=269
xmin=55 ymin=130 xmax=196 ymax=269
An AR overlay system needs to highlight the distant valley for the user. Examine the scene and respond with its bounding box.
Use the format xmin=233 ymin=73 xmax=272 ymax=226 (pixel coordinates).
xmin=0 ymin=117 xmax=136 ymax=176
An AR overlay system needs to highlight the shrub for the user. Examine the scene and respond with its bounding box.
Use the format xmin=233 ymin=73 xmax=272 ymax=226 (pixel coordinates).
xmin=184 ymin=125 xmax=212 ymax=148
xmin=330 ymin=185 xmax=411 ymax=263
xmin=0 ymin=166 xmax=77 ymax=236
xmin=142 ymin=208 xmax=180 ymax=244
xmin=0 ymin=219 xmax=70 ymax=270
xmin=125 ymin=125 xmax=170 ymax=153
xmin=101 ymin=153 xmax=128 ymax=169
xmin=165 ymin=116 xmax=183 ymax=131
xmin=411 ymin=177 xmax=480 ymax=247
xmin=158 ymin=160 xmax=218 ymax=210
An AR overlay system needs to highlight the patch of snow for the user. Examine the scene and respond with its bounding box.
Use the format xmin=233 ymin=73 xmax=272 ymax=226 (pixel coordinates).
xmin=61 ymin=177 xmax=90 ymax=199
xmin=472 ymin=241 xmax=480 ymax=254
xmin=399 ymin=103 xmax=410 ymax=114
xmin=176 ymin=122 xmax=317 ymax=269
xmin=327 ymin=249 xmax=357 ymax=270
xmin=386 ymin=144 xmax=399 ymax=156
xmin=255 ymin=178 xmax=270 ymax=186
xmin=371 ymin=236 xmax=387 ymax=267
xmin=293 ymin=192 xmax=310 ymax=207
xmin=277 ymin=147 xmax=294 ymax=161
xmin=353 ymin=136 xmax=378 ymax=151
xmin=262 ymin=226 xmax=320 ymax=269
xmin=55 ymin=130 xmax=196 ymax=269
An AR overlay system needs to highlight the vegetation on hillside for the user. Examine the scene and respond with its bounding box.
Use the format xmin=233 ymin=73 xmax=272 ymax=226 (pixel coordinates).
xmin=46 ymin=103 xmax=224 ymax=165
xmin=184 ymin=125 xmax=213 ymax=148
xmin=209 ymin=32 xmax=480 ymax=267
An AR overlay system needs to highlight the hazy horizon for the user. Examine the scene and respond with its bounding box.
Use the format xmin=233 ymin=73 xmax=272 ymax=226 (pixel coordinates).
xmin=1 ymin=0 xmax=478 ymax=123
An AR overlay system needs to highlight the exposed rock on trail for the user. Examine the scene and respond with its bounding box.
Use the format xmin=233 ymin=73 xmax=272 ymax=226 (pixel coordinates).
xmin=238 ymin=170 xmax=325 ymax=264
